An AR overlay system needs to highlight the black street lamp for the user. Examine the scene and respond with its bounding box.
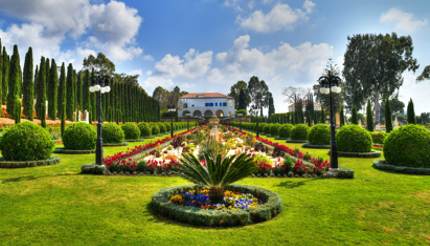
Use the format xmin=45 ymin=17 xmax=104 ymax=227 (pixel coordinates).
xmin=318 ymin=72 xmax=342 ymax=169
xmin=89 ymin=74 xmax=111 ymax=166
xmin=168 ymin=107 xmax=176 ymax=138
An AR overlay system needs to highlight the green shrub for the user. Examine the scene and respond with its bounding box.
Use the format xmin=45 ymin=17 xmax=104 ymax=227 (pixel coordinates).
xmin=0 ymin=122 xmax=54 ymax=161
xmin=63 ymin=122 xmax=96 ymax=150
xmin=158 ymin=123 xmax=167 ymax=133
xmin=140 ymin=124 xmax=152 ymax=137
xmin=371 ymin=131 xmax=387 ymax=144
xmin=384 ymin=125 xmax=430 ymax=168
xmin=336 ymin=125 xmax=372 ymax=153
xmin=164 ymin=122 xmax=171 ymax=131
xmin=102 ymin=123 xmax=125 ymax=144
xmin=121 ymin=122 xmax=141 ymax=140
xmin=263 ymin=124 xmax=272 ymax=135
xmin=290 ymin=124 xmax=309 ymax=140
xmin=279 ymin=124 xmax=294 ymax=139
xmin=270 ymin=124 xmax=281 ymax=136
xmin=152 ymin=124 xmax=160 ymax=135
xmin=308 ymin=124 xmax=330 ymax=145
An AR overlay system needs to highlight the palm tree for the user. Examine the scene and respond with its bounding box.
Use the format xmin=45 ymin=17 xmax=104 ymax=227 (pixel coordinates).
xmin=177 ymin=151 xmax=256 ymax=203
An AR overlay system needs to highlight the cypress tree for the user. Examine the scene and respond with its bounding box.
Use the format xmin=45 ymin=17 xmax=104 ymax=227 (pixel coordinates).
xmin=339 ymin=106 xmax=345 ymax=126
xmin=36 ymin=57 xmax=47 ymax=127
xmin=48 ymin=59 xmax=58 ymax=119
xmin=82 ymin=70 xmax=90 ymax=113
xmin=58 ymin=63 xmax=66 ymax=136
xmin=2 ymin=47 xmax=9 ymax=105
xmin=66 ymin=64 xmax=75 ymax=121
xmin=7 ymin=45 xmax=22 ymax=120
xmin=407 ymin=98 xmax=416 ymax=124
xmin=75 ymin=71 xmax=82 ymax=121
xmin=22 ymin=47 xmax=34 ymax=120
xmin=384 ymin=99 xmax=393 ymax=133
xmin=45 ymin=58 xmax=50 ymax=97
xmin=351 ymin=106 xmax=358 ymax=124
xmin=366 ymin=100 xmax=374 ymax=131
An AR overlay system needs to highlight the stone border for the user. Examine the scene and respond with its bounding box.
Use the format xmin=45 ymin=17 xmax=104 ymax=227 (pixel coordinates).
xmin=54 ymin=148 xmax=95 ymax=154
xmin=302 ymin=143 xmax=330 ymax=149
xmin=103 ymin=142 xmax=128 ymax=147
xmin=0 ymin=157 xmax=60 ymax=168
xmin=125 ymin=139 xmax=145 ymax=142
xmin=334 ymin=151 xmax=381 ymax=158
xmin=373 ymin=160 xmax=430 ymax=175
xmin=286 ymin=139 xmax=308 ymax=143
xmin=151 ymin=185 xmax=282 ymax=227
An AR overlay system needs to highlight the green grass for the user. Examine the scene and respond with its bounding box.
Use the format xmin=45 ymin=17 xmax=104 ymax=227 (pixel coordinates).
xmin=0 ymin=133 xmax=429 ymax=245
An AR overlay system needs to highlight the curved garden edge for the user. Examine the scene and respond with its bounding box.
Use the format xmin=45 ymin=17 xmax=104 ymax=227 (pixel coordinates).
xmin=0 ymin=157 xmax=60 ymax=168
xmin=150 ymin=184 xmax=282 ymax=227
xmin=302 ymin=143 xmax=330 ymax=149
xmin=54 ymin=148 xmax=96 ymax=154
xmin=373 ymin=160 xmax=430 ymax=175
xmin=103 ymin=142 xmax=128 ymax=147
xmin=331 ymin=151 xmax=381 ymax=158
xmin=286 ymin=139 xmax=308 ymax=143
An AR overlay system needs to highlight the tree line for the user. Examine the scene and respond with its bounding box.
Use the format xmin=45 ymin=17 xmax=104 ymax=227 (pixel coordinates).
xmin=0 ymin=40 xmax=159 ymax=126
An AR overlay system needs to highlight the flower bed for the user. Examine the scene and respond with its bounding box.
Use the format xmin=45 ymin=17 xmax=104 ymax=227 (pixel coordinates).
xmin=151 ymin=185 xmax=282 ymax=227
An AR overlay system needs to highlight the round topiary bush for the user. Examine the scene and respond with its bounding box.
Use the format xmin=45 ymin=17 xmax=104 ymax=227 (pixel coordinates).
xmin=121 ymin=122 xmax=141 ymax=140
xmin=152 ymin=124 xmax=160 ymax=135
xmin=0 ymin=122 xmax=54 ymax=161
xmin=139 ymin=123 xmax=152 ymax=137
xmin=158 ymin=123 xmax=167 ymax=133
xmin=336 ymin=125 xmax=372 ymax=153
xmin=263 ymin=125 xmax=271 ymax=135
xmin=270 ymin=124 xmax=281 ymax=136
xmin=63 ymin=122 xmax=96 ymax=150
xmin=102 ymin=123 xmax=125 ymax=144
xmin=384 ymin=125 xmax=430 ymax=168
xmin=308 ymin=124 xmax=330 ymax=145
xmin=371 ymin=131 xmax=387 ymax=145
xmin=279 ymin=124 xmax=293 ymax=139
xmin=290 ymin=124 xmax=309 ymax=141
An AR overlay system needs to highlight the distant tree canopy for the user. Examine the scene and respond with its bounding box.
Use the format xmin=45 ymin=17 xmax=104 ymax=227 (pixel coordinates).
xmin=152 ymin=86 xmax=187 ymax=112
xmin=229 ymin=80 xmax=250 ymax=110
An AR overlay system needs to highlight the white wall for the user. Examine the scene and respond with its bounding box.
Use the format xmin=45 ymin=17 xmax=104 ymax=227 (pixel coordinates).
xmin=178 ymin=97 xmax=235 ymax=118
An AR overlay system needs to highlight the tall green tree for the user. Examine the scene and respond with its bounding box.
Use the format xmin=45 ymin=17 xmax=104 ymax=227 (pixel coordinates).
xmin=305 ymin=93 xmax=315 ymax=126
xmin=339 ymin=106 xmax=345 ymax=126
xmin=82 ymin=70 xmax=90 ymax=113
xmin=384 ymin=99 xmax=393 ymax=133
xmin=417 ymin=65 xmax=430 ymax=81
xmin=351 ymin=106 xmax=358 ymax=125
xmin=36 ymin=57 xmax=47 ymax=127
xmin=22 ymin=47 xmax=34 ymax=120
xmin=229 ymin=81 xmax=250 ymax=110
xmin=407 ymin=98 xmax=416 ymax=124
xmin=7 ymin=45 xmax=22 ymax=120
xmin=66 ymin=63 xmax=75 ymax=121
xmin=47 ymin=59 xmax=58 ymax=119
xmin=267 ymin=92 xmax=275 ymax=117
xmin=248 ymin=76 xmax=269 ymax=117
xmin=58 ymin=63 xmax=66 ymax=135
xmin=2 ymin=47 xmax=9 ymax=105
xmin=343 ymin=33 xmax=418 ymax=123
xmin=366 ymin=100 xmax=374 ymax=131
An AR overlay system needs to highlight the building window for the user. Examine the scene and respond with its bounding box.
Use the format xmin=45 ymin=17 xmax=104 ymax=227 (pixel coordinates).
xmin=215 ymin=102 xmax=218 ymax=106
xmin=183 ymin=103 xmax=188 ymax=108
xmin=223 ymin=102 xmax=227 ymax=106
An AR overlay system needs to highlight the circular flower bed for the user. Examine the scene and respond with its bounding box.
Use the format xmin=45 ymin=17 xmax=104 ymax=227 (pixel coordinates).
xmin=383 ymin=125 xmax=430 ymax=168
xmin=62 ymin=122 xmax=96 ymax=151
xmin=336 ymin=125 xmax=380 ymax=157
xmin=151 ymin=185 xmax=282 ymax=227
xmin=0 ymin=122 xmax=55 ymax=162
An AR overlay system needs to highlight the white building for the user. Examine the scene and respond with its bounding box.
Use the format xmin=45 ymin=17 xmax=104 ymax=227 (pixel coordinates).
xmin=178 ymin=92 xmax=235 ymax=118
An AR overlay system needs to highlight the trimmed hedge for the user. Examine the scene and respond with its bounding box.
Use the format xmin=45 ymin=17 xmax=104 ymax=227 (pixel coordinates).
xmin=138 ymin=123 xmax=152 ymax=137
xmin=278 ymin=124 xmax=293 ymax=139
xmin=290 ymin=124 xmax=309 ymax=141
xmin=0 ymin=122 xmax=54 ymax=161
xmin=151 ymin=185 xmax=282 ymax=227
xmin=371 ymin=131 xmax=387 ymax=145
xmin=270 ymin=124 xmax=281 ymax=136
xmin=152 ymin=125 xmax=160 ymax=135
xmin=308 ymin=124 xmax=330 ymax=145
xmin=337 ymin=125 xmax=372 ymax=153
xmin=384 ymin=125 xmax=430 ymax=168
xmin=102 ymin=123 xmax=125 ymax=144
xmin=121 ymin=122 xmax=141 ymax=140
xmin=63 ymin=122 xmax=96 ymax=150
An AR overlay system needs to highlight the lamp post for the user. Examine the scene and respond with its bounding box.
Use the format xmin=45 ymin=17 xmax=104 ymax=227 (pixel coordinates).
xmin=318 ymin=72 xmax=342 ymax=169
xmin=89 ymin=75 xmax=111 ymax=166
xmin=168 ymin=108 xmax=176 ymax=138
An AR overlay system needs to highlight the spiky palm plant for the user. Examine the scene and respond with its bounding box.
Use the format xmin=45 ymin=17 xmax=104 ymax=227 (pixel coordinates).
xmin=177 ymin=151 xmax=256 ymax=203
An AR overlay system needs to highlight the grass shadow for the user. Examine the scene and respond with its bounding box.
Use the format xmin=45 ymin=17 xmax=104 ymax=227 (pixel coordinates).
xmin=277 ymin=178 xmax=318 ymax=189
xmin=0 ymin=172 xmax=77 ymax=184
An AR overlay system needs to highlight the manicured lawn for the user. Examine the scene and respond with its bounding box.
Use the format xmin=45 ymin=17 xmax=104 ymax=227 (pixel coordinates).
xmin=0 ymin=134 xmax=429 ymax=245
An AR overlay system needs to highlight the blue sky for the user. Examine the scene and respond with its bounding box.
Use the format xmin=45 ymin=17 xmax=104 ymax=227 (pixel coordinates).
xmin=0 ymin=0 xmax=429 ymax=113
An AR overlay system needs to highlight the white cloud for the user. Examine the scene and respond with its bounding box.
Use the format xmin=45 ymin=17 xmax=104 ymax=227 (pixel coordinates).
xmin=0 ymin=0 xmax=143 ymax=65
xmin=238 ymin=1 xmax=315 ymax=33
xmin=144 ymin=35 xmax=333 ymax=112
xmin=380 ymin=8 xmax=427 ymax=33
